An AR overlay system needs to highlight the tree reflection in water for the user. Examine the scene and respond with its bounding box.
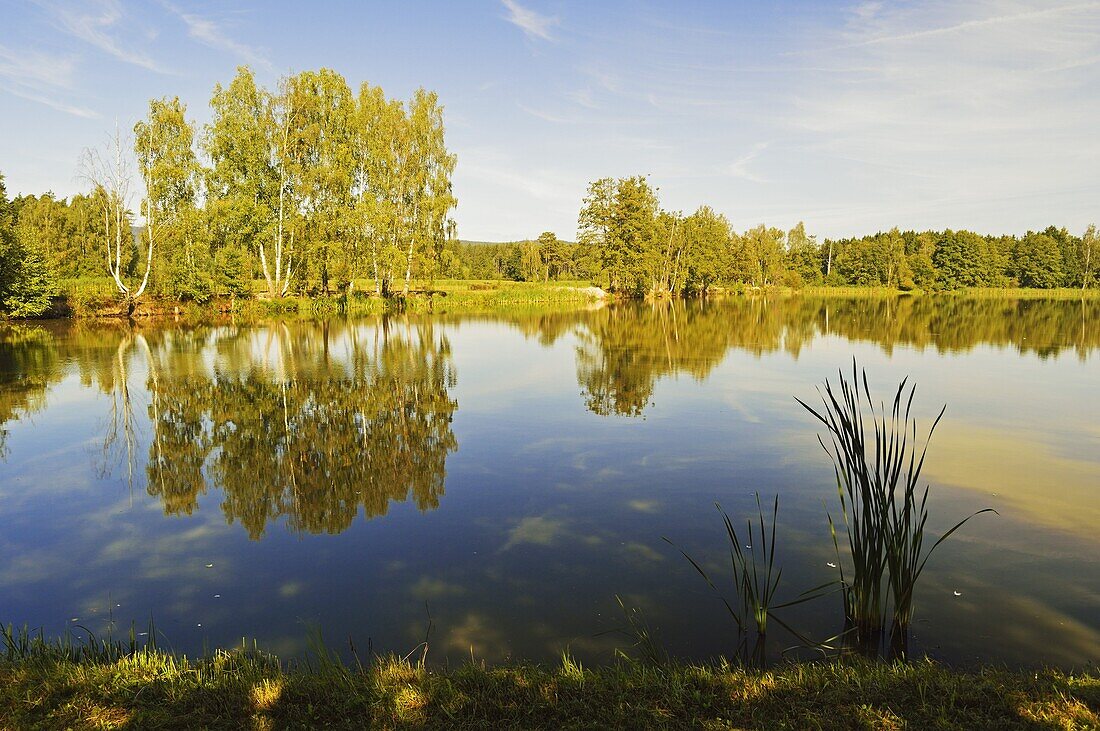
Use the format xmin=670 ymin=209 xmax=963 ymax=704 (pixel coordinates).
xmin=128 ymin=319 xmax=458 ymax=538
xmin=564 ymin=297 xmax=1100 ymax=417
xmin=0 ymin=326 xmax=60 ymax=457
xmin=0 ymin=295 xmax=1096 ymax=534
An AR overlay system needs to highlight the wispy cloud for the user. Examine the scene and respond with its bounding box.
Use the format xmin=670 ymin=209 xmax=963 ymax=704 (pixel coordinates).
xmin=0 ymin=83 xmax=99 ymax=118
xmin=500 ymin=0 xmax=557 ymax=41
xmin=728 ymin=143 xmax=768 ymax=183
xmin=0 ymin=44 xmax=76 ymax=89
xmin=816 ymin=1 xmax=1100 ymax=53
xmin=567 ymin=87 xmax=599 ymax=109
xmin=0 ymin=43 xmax=98 ymax=118
xmin=461 ymin=155 xmax=577 ymax=203
xmin=518 ymin=103 xmax=574 ymax=124
xmin=516 ymin=102 xmax=653 ymax=127
xmin=1039 ymin=52 xmax=1100 ymax=73
xmin=775 ymin=0 xmax=1100 ymax=234
xmin=161 ymin=1 xmax=271 ymax=70
xmin=39 ymin=0 xmax=171 ymax=73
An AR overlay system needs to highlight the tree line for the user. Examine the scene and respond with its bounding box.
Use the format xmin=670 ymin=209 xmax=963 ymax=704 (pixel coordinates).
xmin=4 ymin=137 xmax=1099 ymax=317
xmin=565 ymin=176 xmax=1098 ymax=295
xmin=1 ymin=65 xmax=456 ymax=315
xmin=440 ymin=176 xmax=1097 ymax=295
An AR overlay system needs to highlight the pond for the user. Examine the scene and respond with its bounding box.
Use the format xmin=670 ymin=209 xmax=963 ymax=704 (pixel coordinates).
xmin=0 ymin=296 xmax=1097 ymax=668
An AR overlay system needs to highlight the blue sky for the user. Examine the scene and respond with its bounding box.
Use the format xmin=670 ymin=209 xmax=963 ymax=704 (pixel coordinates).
xmin=1 ymin=0 xmax=1098 ymax=241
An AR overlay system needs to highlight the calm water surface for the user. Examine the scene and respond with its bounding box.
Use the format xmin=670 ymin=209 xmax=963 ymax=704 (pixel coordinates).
xmin=0 ymin=297 xmax=1097 ymax=668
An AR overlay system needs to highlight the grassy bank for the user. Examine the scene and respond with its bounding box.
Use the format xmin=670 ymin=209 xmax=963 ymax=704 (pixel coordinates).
xmin=943 ymin=286 xmax=1100 ymax=299
xmin=1 ymin=646 xmax=1096 ymax=730
xmin=37 ymin=278 xmax=1100 ymax=321
xmin=56 ymin=277 xmax=605 ymax=320
xmin=798 ymin=285 xmax=1100 ymax=299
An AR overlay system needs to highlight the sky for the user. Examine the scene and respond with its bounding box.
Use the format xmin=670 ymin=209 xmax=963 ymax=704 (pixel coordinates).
xmin=1 ymin=0 xmax=1098 ymax=242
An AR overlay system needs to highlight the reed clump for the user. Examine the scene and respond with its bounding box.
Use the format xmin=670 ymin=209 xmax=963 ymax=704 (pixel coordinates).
xmin=666 ymin=495 xmax=830 ymax=666
xmin=798 ymin=361 xmax=995 ymax=654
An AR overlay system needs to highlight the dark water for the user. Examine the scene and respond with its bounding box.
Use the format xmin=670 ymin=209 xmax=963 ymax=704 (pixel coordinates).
xmin=0 ymin=297 xmax=1097 ymax=668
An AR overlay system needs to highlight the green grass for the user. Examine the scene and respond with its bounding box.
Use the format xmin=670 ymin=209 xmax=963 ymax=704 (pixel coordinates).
xmin=46 ymin=279 xmax=1100 ymax=322
xmin=799 ymin=285 xmax=913 ymax=297
xmin=798 ymin=286 xmax=1100 ymax=299
xmin=401 ymin=279 xmax=601 ymax=312
xmin=946 ymin=287 xmax=1100 ymax=299
xmin=50 ymin=278 xmax=603 ymax=320
xmin=0 ymin=644 xmax=1095 ymax=729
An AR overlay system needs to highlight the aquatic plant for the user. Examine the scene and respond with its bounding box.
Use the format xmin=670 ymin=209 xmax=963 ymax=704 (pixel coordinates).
xmin=726 ymin=495 xmax=782 ymax=637
xmin=798 ymin=361 xmax=995 ymax=653
xmin=666 ymin=494 xmax=828 ymax=665
xmin=609 ymin=595 xmax=667 ymax=666
xmin=2 ymin=619 xmax=159 ymax=664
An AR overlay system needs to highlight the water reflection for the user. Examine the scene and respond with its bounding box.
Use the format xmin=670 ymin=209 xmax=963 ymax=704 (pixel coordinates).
xmin=555 ymin=297 xmax=1098 ymax=417
xmin=2 ymin=294 xmax=1100 ymax=499
xmin=0 ymin=320 xmax=458 ymax=538
xmin=2 ymin=296 xmax=1097 ymax=509
xmin=155 ymin=323 xmax=454 ymax=538
xmin=0 ymin=297 xmax=1096 ymax=669
xmin=0 ymin=327 xmax=60 ymax=456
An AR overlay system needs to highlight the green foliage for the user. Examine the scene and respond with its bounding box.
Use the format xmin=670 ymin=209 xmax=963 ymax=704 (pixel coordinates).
xmin=1 ymin=246 xmax=59 ymax=317
xmin=19 ymin=67 xmax=459 ymax=309
xmin=933 ymin=230 xmax=992 ymax=288
xmin=735 ymin=225 xmax=786 ymax=287
xmin=785 ymin=222 xmax=822 ymax=285
xmin=0 ymin=173 xmax=60 ymax=317
xmin=578 ymin=176 xmax=662 ymax=294
xmin=568 ymin=176 xmax=1097 ymax=295
xmin=1013 ymin=232 xmax=1065 ymax=288
xmin=212 ymin=245 xmax=253 ymax=296
xmin=832 ymin=229 xmax=910 ymax=288
xmin=678 ymin=206 xmax=730 ymax=293
xmin=569 ymin=178 xmax=1100 ymax=296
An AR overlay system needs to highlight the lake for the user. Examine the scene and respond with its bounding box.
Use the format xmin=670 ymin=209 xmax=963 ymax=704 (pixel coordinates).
xmin=0 ymin=296 xmax=1097 ymax=668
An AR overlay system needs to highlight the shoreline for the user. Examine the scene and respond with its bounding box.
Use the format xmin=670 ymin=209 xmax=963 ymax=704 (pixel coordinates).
xmin=21 ymin=281 xmax=1100 ymax=322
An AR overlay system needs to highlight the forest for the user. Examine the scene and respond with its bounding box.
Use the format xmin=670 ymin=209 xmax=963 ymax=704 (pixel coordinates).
xmin=1 ymin=74 xmax=1097 ymax=317
xmin=0 ymin=64 xmax=456 ymax=316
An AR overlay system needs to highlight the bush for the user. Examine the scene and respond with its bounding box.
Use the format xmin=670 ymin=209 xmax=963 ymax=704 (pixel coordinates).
xmin=782 ymin=270 xmax=805 ymax=290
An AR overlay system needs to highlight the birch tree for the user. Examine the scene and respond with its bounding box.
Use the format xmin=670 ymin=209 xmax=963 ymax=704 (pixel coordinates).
xmin=680 ymin=206 xmax=731 ymax=294
xmin=80 ymin=123 xmax=148 ymax=306
xmin=351 ymin=83 xmax=399 ymax=295
xmin=205 ymin=67 xmax=302 ymax=298
xmin=283 ymin=68 xmax=356 ymax=294
xmin=204 ymin=66 xmax=275 ymax=296
xmin=1082 ymin=224 xmax=1098 ymax=290
xmin=400 ymin=89 xmax=456 ymax=296
xmin=134 ymin=97 xmax=203 ymax=300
